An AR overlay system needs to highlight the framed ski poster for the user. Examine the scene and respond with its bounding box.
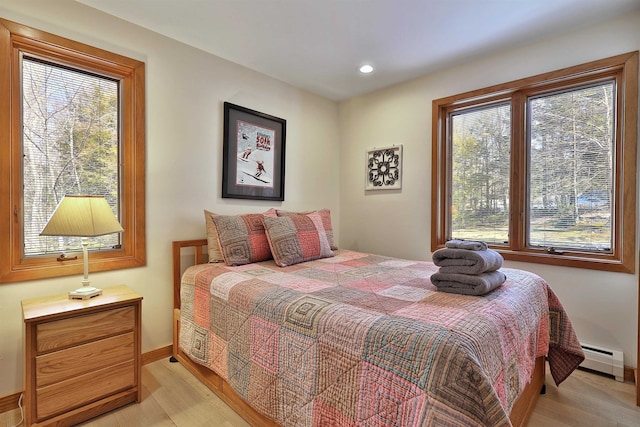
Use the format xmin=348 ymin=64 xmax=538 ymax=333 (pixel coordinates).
xmin=222 ymin=102 xmax=286 ymax=201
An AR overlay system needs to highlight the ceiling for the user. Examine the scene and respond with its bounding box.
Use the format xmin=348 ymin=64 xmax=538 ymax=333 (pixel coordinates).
xmin=77 ymin=0 xmax=640 ymax=101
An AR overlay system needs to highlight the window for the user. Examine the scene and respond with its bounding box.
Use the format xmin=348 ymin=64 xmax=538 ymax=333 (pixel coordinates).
xmin=432 ymin=52 xmax=637 ymax=272
xmin=23 ymin=58 xmax=121 ymax=256
xmin=0 ymin=18 xmax=146 ymax=283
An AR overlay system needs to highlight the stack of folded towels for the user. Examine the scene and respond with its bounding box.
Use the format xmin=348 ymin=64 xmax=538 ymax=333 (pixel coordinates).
xmin=430 ymin=239 xmax=506 ymax=296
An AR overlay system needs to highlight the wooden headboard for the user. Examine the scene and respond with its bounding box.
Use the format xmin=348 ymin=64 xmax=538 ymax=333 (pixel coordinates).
xmin=171 ymin=239 xmax=207 ymax=310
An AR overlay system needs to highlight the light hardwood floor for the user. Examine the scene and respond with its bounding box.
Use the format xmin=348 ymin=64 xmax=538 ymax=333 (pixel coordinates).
xmin=1 ymin=359 xmax=638 ymax=427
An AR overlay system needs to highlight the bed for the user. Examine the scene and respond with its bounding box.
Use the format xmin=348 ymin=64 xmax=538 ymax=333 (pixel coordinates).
xmin=171 ymin=238 xmax=584 ymax=427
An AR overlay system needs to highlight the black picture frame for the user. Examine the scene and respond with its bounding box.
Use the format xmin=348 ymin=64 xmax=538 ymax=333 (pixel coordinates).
xmin=222 ymin=102 xmax=286 ymax=201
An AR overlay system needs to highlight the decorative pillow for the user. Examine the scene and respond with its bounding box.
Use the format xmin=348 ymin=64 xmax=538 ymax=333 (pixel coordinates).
xmin=204 ymin=209 xmax=225 ymax=263
xmin=263 ymin=211 xmax=334 ymax=267
xmin=206 ymin=209 xmax=276 ymax=265
xmin=276 ymin=208 xmax=337 ymax=249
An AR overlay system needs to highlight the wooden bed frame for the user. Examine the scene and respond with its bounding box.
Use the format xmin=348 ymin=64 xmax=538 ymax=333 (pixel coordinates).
xmin=171 ymin=239 xmax=545 ymax=427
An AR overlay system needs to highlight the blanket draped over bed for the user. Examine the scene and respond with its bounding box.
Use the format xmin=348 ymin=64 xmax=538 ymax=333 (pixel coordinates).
xmin=179 ymin=250 xmax=583 ymax=427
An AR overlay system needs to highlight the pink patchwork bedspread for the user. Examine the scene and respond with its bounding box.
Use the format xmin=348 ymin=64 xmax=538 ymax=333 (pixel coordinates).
xmin=179 ymin=250 xmax=583 ymax=427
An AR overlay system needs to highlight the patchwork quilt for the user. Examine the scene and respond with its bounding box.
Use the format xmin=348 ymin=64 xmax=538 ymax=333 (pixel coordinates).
xmin=179 ymin=250 xmax=584 ymax=427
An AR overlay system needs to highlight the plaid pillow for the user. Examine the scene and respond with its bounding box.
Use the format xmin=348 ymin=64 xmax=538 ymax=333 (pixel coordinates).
xmin=275 ymin=208 xmax=337 ymax=250
xmin=212 ymin=213 xmax=274 ymax=266
xmin=204 ymin=209 xmax=225 ymax=263
xmin=205 ymin=209 xmax=276 ymax=263
xmin=264 ymin=212 xmax=334 ymax=267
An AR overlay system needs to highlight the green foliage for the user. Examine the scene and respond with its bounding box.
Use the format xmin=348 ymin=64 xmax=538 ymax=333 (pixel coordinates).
xmin=451 ymin=104 xmax=510 ymax=235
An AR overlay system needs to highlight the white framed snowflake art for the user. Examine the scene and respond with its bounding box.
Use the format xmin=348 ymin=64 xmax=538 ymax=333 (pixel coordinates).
xmin=365 ymin=145 xmax=402 ymax=191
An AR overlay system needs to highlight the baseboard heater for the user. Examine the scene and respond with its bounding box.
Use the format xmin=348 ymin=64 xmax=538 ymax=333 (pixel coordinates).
xmin=579 ymin=343 xmax=624 ymax=382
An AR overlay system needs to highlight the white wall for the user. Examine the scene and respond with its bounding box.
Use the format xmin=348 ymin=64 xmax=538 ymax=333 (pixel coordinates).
xmin=339 ymin=12 xmax=640 ymax=368
xmin=0 ymin=0 xmax=340 ymax=397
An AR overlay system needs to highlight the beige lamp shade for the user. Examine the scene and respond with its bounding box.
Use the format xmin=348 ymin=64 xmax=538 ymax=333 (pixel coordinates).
xmin=40 ymin=195 xmax=123 ymax=237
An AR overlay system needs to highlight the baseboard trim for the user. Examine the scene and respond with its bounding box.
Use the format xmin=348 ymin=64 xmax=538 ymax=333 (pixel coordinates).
xmin=0 ymin=345 xmax=174 ymax=414
xmin=624 ymin=365 xmax=635 ymax=383
xmin=141 ymin=344 xmax=172 ymax=365
xmin=0 ymin=392 xmax=21 ymax=414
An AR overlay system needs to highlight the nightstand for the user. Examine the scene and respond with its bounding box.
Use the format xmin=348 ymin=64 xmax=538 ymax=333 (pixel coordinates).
xmin=22 ymin=285 xmax=142 ymax=427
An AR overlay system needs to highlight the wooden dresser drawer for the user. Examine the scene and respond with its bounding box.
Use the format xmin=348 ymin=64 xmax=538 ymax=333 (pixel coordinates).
xmin=36 ymin=306 xmax=134 ymax=353
xmin=36 ymin=332 xmax=134 ymax=388
xmin=36 ymin=360 xmax=135 ymax=420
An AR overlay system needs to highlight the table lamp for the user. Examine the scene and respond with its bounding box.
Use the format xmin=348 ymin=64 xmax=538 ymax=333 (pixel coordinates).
xmin=40 ymin=195 xmax=124 ymax=299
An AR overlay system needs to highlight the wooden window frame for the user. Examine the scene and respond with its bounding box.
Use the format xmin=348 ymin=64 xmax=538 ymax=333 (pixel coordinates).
xmin=432 ymin=52 xmax=637 ymax=273
xmin=0 ymin=18 xmax=146 ymax=283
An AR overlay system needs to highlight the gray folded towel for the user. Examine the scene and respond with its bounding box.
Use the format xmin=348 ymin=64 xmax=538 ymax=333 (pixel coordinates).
xmin=445 ymin=239 xmax=488 ymax=251
xmin=430 ymin=270 xmax=506 ymax=296
xmin=432 ymin=247 xmax=503 ymax=274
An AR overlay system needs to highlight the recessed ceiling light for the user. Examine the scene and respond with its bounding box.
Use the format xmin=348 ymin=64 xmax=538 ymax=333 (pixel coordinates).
xmin=359 ymin=64 xmax=374 ymax=74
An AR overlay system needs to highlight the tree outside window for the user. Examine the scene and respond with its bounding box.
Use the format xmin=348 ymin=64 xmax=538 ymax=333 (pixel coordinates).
xmin=23 ymin=58 xmax=121 ymax=256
